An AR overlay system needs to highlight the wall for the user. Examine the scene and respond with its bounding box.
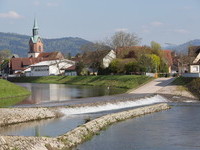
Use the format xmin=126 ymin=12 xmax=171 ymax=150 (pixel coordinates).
xmin=31 ymin=66 xmax=49 ymax=76
xmin=65 ymin=71 xmax=77 ymax=76
xmin=182 ymin=73 xmax=200 ymax=77
xmin=103 ymin=50 xmax=116 ymax=68
xmin=190 ymin=65 xmax=200 ymax=73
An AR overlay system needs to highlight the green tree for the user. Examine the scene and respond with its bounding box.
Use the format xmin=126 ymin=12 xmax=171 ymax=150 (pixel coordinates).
xmin=124 ymin=62 xmax=140 ymax=74
xmin=75 ymin=61 xmax=85 ymax=75
xmin=109 ymin=59 xmax=120 ymax=74
xmin=139 ymin=54 xmax=161 ymax=73
xmin=150 ymin=41 xmax=162 ymax=56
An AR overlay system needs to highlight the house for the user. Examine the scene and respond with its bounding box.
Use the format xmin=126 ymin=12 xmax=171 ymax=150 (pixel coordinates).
xmin=29 ymin=59 xmax=75 ymax=76
xmin=81 ymin=49 xmax=116 ymax=73
xmin=10 ymin=51 xmax=64 ymax=74
xmin=182 ymin=46 xmax=200 ymax=77
xmin=64 ymin=65 xmax=77 ymax=76
xmin=188 ymin=46 xmax=200 ymax=73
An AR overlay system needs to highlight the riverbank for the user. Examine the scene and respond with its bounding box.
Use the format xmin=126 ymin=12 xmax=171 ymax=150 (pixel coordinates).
xmin=172 ymin=77 xmax=200 ymax=99
xmin=0 ymin=103 xmax=170 ymax=150
xmin=8 ymin=75 xmax=152 ymax=91
xmin=0 ymin=79 xmax=30 ymax=107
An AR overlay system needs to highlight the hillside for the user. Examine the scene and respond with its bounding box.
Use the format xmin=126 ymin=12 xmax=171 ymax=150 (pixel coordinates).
xmin=0 ymin=32 xmax=92 ymax=57
xmin=165 ymin=39 xmax=200 ymax=54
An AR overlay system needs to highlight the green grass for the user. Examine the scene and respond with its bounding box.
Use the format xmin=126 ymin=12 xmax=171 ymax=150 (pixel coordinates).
xmin=9 ymin=75 xmax=152 ymax=91
xmin=0 ymin=96 xmax=28 ymax=108
xmin=173 ymin=77 xmax=200 ymax=99
xmin=0 ymin=79 xmax=30 ymax=99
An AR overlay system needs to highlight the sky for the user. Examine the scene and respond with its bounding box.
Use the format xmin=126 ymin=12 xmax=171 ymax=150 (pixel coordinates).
xmin=0 ymin=0 xmax=200 ymax=47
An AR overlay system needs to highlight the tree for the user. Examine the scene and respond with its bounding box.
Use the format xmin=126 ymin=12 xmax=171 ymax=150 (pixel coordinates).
xmin=80 ymin=42 xmax=111 ymax=53
xmin=139 ymin=54 xmax=161 ymax=73
xmin=150 ymin=41 xmax=162 ymax=56
xmin=108 ymin=59 xmax=120 ymax=74
xmin=75 ymin=61 xmax=85 ymax=75
xmin=0 ymin=49 xmax=12 ymax=60
xmin=107 ymin=31 xmax=141 ymax=49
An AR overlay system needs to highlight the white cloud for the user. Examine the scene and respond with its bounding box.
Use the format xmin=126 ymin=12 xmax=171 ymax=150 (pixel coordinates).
xmin=150 ymin=21 xmax=164 ymax=27
xmin=115 ymin=28 xmax=128 ymax=32
xmin=47 ymin=2 xmax=59 ymax=7
xmin=0 ymin=11 xmax=23 ymax=19
xmin=174 ymin=29 xmax=190 ymax=34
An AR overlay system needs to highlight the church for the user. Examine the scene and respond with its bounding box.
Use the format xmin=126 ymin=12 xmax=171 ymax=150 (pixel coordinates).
xmin=9 ymin=19 xmax=65 ymax=74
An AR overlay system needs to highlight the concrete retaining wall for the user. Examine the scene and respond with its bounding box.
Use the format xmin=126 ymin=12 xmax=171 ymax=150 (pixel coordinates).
xmin=0 ymin=103 xmax=170 ymax=150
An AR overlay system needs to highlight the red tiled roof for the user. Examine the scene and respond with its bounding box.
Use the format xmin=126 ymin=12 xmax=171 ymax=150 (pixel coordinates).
xmin=38 ymin=52 xmax=64 ymax=60
xmin=10 ymin=52 xmax=64 ymax=71
xmin=64 ymin=65 xmax=76 ymax=71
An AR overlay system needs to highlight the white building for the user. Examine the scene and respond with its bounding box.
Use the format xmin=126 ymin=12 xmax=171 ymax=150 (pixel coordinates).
xmin=102 ymin=50 xmax=116 ymax=68
xmin=29 ymin=59 xmax=75 ymax=76
xmin=183 ymin=46 xmax=200 ymax=77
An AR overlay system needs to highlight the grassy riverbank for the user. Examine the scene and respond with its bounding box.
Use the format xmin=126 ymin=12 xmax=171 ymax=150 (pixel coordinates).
xmin=173 ymin=77 xmax=200 ymax=99
xmin=9 ymin=75 xmax=152 ymax=90
xmin=0 ymin=79 xmax=30 ymax=106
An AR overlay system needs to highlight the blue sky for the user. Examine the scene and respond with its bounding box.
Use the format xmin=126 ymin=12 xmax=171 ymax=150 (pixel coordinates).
xmin=0 ymin=0 xmax=200 ymax=46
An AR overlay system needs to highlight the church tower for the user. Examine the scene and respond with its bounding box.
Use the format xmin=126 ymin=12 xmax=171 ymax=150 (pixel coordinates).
xmin=28 ymin=18 xmax=44 ymax=58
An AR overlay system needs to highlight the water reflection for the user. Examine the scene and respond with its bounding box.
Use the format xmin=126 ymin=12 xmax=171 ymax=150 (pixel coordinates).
xmin=16 ymin=83 xmax=126 ymax=105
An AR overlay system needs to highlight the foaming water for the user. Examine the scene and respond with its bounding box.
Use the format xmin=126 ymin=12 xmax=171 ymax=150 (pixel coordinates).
xmin=60 ymin=95 xmax=168 ymax=116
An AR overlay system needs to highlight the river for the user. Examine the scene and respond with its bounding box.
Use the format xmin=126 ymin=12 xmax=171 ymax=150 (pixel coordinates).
xmin=15 ymin=83 xmax=126 ymax=105
xmin=4 ymin=83 xmax=200 ymax=149
xmin=77 ymin=103 xmax=200 ymax=150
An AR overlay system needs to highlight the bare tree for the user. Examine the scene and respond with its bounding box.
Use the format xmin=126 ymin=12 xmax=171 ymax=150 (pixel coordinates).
xmin=107 ymin=31 xmax=141 ymax=49
xmin=80 ymin=42 xmax=111 ymax=53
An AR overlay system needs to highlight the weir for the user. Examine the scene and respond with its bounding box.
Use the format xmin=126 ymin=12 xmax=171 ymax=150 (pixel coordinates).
xmin=59 ymin=95 xmax=168 ymax=115
xmin=1 ymin=95 xmax=168 ymax=137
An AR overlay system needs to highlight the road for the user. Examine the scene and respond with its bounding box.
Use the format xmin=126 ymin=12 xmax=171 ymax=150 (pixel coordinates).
xmin=129 ymin=77 xmax=175 ymax=94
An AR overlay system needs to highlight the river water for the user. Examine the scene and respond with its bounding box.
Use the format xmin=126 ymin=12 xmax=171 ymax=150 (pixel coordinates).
xmin=2 ymin=83 xmax=200 ymax=149
xmin=15 ymin=83 xmax=126 ymax=105
xmin=77 ymin=103 xmax=200 ymax=150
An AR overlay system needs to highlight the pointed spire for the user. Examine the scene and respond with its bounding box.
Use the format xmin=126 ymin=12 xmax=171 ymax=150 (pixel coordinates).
xmin=33 ymin=18 xmax=39 ymax=29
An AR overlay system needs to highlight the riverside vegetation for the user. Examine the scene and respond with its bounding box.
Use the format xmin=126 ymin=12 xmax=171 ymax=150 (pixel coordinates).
xmin=9 ymin=75 xmax=152 ymax=91
xmin=173 ymin=77 xmax=200 ymax=99
xmin=0 ymin=79 xmax=30 ymax=107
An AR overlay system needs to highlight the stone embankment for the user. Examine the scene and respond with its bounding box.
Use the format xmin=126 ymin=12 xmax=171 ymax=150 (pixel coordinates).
xmin=0 ymin=103 xmax=170 ymax=150
xmin=0 ymin=108 xmax=61 ymax=127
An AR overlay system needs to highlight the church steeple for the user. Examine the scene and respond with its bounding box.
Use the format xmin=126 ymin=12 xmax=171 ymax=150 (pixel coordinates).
xmin=33 ymin=18 xmax=39 ymax=36
xmin=28 ymin=18 xmax=44 ymax=57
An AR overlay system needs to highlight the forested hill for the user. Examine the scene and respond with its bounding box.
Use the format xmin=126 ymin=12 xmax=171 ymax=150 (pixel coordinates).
xmin=0 ymin=32 xmax=92 ymax=57
xmin=164 ymin=39 xmax=200 ymax=54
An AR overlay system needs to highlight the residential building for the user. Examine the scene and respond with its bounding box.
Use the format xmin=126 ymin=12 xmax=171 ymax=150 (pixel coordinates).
xmin=64 ymin=65 xmax=77 ymax=76
xmin=188 ymin=46 xmax=200 ymax=73
xmin=81 ymin=49 xmax=116 ymax=73
xmin=29 ymin=59 xmax=75 ymax=76
xmin=182 ymin=46 xmax=200 ymax=77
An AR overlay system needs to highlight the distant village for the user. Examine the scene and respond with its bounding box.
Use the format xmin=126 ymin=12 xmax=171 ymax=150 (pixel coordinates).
xmin=0 ymin=19 xmax=200 ymax=78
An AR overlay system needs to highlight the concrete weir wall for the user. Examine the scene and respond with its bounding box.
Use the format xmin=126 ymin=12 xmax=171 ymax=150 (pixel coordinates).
xmin=0 ymin=103 xmax=170 ymax=150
